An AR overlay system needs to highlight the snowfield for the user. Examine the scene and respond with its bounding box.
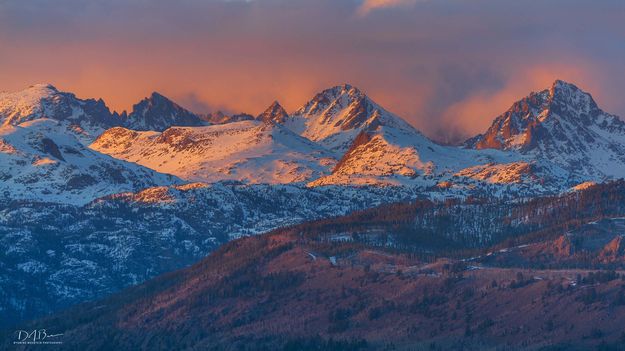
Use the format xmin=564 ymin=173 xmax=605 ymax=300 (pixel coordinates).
xmin=0 ymin=119 xmax=177 ymax=205
xmin=91 ymin=120 xmax=337 ymax=184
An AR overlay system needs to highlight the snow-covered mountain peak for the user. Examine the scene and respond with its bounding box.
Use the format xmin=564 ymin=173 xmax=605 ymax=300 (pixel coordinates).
xmin=466 ymin=80 xmax=625 ymax=182
xmin=293 ymin=83 xmax=364 ymax=118
xmin=0 ymin=84 xmax=121 ymax=142
xmin=466 ymin=80 xmax=616 ymax=151
xmin=282 ymin=84 xmax=417 ymax=154
xmin=257 ymin=101 xmax=289 ymax=123
xmin=550 ymin=79 xmax=586 ymax=99
xmin=547 ymin=79 xmax=600 ymax=117
xmin=25 ymin=83 xmax=58 ymax=93
xmin=0 ymin=84 xmax=57 ymax=121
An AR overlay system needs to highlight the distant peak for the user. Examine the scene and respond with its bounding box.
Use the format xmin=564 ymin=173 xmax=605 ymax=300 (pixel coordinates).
xmin=322 ymin=83 xmax=361 ymax=96
xmin=467 ymin=78 xmax=607 ymax=151
xmin=257 ymin=100 xmax=289 ymax=123
xmin=138 ymin=92 xmax=181 ymax=109
xmin=28 ymin=83 xmax=58 ymax=92
xmin=132 ymin=92 xmax=186 ymax=113
xmin=211 ymin=110 xmax=226 ymax=118
xmin=550 ymin=79 xmax=582 ymax=94
xmin=547 ymin=79 xmax=598 ymax=110
xmin=268 ymin=100 xmax=283 ymax=108
xmin=298 ymin=84 xmax=367 ymax=114
xmin=149 ymin=91 xmax=168 ymax=101
xmin=338 ymin=83 xmax=354 ymax=90
xmin=269 ymin=100 xmax=286 ymax=110
xmin=126 ymin=91 xmax=203 ymax=131
xmin=552 ymin=79 xmax=576 ymax=88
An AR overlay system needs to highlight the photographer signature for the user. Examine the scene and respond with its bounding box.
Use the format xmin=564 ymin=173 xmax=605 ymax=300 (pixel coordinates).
xmin=13 ymin=329 xmax=63 ymax=345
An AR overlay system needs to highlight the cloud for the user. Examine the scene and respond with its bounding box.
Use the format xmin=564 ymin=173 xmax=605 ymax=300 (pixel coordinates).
xmin=357 ymin=0 xmax=422 ymax=16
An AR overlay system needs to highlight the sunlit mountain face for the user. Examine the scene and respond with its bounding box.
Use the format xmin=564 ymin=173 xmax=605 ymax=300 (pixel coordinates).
xmin=1 ymin=1 xmax=624 ymax=350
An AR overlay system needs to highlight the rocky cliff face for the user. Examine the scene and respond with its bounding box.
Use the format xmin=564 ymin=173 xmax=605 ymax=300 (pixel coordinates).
xmin=123 ymin=92 xmax=207 ymax=131
xmin=256 ymin=101 xmax=289 ymax=123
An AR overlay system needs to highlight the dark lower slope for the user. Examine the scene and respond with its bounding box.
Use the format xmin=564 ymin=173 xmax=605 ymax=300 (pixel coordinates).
xmin=5 ymin=178 xmax=622 ymax=328
xmin=298 ymin=179 xmax=625 ymax=251
xmin=9 ymin=181 xmax=625 ymax=350
xmin=479 ymin=217 xmax=625 ymax=269
xmin=10 ymin=228 xmax=625 ymax=350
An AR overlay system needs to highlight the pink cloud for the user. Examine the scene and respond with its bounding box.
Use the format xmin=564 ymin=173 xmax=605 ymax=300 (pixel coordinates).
xmin=357 ymin=0 xmax=422 ymax=16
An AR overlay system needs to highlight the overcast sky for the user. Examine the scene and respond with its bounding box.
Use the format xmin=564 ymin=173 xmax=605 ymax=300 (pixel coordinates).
xmin=1 ymin=0 xmax=623 ymax=142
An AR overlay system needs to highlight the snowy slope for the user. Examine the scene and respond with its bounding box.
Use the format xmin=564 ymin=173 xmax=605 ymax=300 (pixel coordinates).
xmin=466 ymin=80 xmax=625 ymax=182
xmin=0 ymin=119 xmax=178 ymax=204
xmin=122 ymin=92 xmax=207 ymax=131
xmin=0 ymin=84 xmax=121 ymax=143
xmin=309 ymin=123 xmax=534 ymax=187
xmin=91 ymin=120 xmax=337 ymax=184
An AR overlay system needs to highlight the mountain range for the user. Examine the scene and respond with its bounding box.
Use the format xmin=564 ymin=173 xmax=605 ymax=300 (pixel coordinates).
xmin=2 ymin=80 xmax=623 ymax=201
xmin=3 ymin=79 xmax=625 ymax=333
